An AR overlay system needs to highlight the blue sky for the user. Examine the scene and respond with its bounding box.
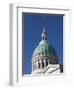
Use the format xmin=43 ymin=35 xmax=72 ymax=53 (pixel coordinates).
xmin=22 ymin=13 xmax=63 ymax=75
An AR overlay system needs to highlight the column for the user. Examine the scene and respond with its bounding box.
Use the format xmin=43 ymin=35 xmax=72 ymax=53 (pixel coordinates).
xmin=40 ymin=60 xmax=42 ymax=68
xmin=44 ymin=59 xmax=46 ymax=68
xmin=36 ymin=60 xmax=38 ymax=69
xmin=33 ymin=62 xmax=35 ymax=70
xmin=34 ymin=61 xmax=36 ymax=70
xmin=39 ymin=59 xmax=42 ymax=69
xmin=38 ymin=60 xmax=39 ymax=69
xmin=48 ymin=59 xmax=50 ymax=64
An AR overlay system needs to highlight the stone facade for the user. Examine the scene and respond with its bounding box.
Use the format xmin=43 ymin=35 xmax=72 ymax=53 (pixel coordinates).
xmin=31 ymin=28 xmax=63 ymax=74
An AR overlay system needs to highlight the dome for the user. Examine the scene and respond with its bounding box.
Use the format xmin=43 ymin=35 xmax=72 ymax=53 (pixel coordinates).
xmin=32 ymin=27 xmax=57 ymax=58
xmin=33 ymin=42 xmax=57 ymax=57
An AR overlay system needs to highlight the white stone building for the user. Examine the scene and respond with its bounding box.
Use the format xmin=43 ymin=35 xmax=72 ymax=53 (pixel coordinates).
xmin=31 ymin=28 xmax=63 ymax=75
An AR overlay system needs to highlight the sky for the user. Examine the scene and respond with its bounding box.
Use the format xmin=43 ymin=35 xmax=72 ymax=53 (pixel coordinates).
xmin=22 ymin=13 xmax=63 ymax=75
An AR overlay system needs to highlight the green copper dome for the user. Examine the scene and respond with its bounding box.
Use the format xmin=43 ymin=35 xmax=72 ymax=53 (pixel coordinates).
xmin=32 ymin=28 xmax=57 ymax=58
xmin=33 ymin=42 xmax=56 ymax=56
xmin=32 ymin=28 xmax=58 ymax=64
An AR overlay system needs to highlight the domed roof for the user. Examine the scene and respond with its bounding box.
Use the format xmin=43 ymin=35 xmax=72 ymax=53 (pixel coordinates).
xmin=33 ymin=42 xmax=57 ymax=56
xmin=32 ymin=28 xmax=57 ymax=57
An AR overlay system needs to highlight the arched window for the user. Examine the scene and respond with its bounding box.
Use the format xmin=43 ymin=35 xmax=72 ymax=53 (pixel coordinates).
xmin=42 ymin=61 xmax=44 ymax=68
xmin=46 ymin=60 xmax=48 ymax=66
xmin=39 ymin=62 xmax=40 ymax=68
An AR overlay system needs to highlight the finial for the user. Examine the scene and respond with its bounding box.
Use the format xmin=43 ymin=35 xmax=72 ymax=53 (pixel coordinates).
xmin=43 ymin=27 xmax=45 ymax=32
xmin=41 ymin=27 xmax=47 ymax=40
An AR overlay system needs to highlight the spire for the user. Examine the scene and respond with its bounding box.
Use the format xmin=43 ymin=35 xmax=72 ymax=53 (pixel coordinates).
xmin=41 ymin=27 xmax=47 ymax=40
xmin=43 ymin=27 xmax=45 ymax=33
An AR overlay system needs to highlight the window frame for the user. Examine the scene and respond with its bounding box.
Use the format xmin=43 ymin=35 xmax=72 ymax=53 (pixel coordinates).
xmin=9 ymin=3 xmax=71 ymax=86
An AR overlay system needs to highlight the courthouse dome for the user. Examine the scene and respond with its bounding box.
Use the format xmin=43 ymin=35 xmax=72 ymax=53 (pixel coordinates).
xmin=33 ymin=42 xmax=57 ymax=56
xmin=33 ymin=27 xmax=57 ymax=58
